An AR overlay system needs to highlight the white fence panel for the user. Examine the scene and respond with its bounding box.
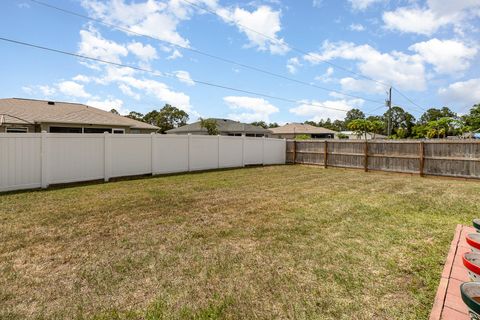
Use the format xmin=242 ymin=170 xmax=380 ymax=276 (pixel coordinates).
xmin=219 ymin=136 xmax=243 ymax=168
xmin=153 ymin=135 xmax=189 ymax=174
xmin=244 ymin=138 xmax=263 ymax=165
xmin=110 ymin=135 xmax=151 ymax=178
xmin=264 ymin=138 xmax=286 ymax=165
xmin=189 ymin=135 xmax=219 ymax=171
xmin=0 ymin=134 xmax=41 ymax=192
xmin=48 ymin=134 xmax=104 ymax=184
xmin=0 ymin=133 xmax=286 ymax=192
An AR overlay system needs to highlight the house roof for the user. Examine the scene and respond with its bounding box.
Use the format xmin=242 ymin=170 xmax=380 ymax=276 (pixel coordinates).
xmin=269 ymin=123 xmax=337 ymax=135
xmin=0 ymin=98 xmax=159 ymax=130
xmin=166 ymin=118 xmax=271 ymax=134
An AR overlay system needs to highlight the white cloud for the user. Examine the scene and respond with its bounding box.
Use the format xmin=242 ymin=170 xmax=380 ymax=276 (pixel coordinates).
xmin=286 ymin=57 xmax=302 ymax=74
xmin=118 ymin=84 xmax=140 ymax=100
xmin=72 ymin=75 xmax=91 ymax=83
xmin=312 ymin=0 xmax=323 ymax=8
xmin=438 ymin=78 xmax=480 ymax=106
xmin=86 ymin=98 xmax=129 ymax=115
xmin=174 ymin=70 xmax=195 ymax=86
xmin=382 ymin=0 xmax=480 ymax=36
xmin=217 ymin=5 xmax=289 ymax=55
xmin=314 ymin=67 xmax=334 ymax=83
xmin=348 ymin=0 xmax=383 ymax=11
xmin=349 ymin=23 xmax=365 ymax=31
xmin=57 ymin=81 xmax=92 ymax=98
xmin=409 ymin=39 xmax=477 ymax=74
xmin=224 ymin=96 xmax=279 ymax=122
xmin=289 ymin=98 xmax=364 ymax=122
xmin=127 ymin=42 xmax=158 ymax=62
xmin=339 ymin=77 xmax=386 ymax=94
xmin=21 ymin=85 xmax=56 ymax=97
xmin=78 ymin=27 xmax=128 ymax=64
xmin=80 ymin=0 xmax=196 ymax=47
xmin=383 ymin=7 xmax=449 ymax=36
xmin=304 ymin=41 xmax=426 ymax=91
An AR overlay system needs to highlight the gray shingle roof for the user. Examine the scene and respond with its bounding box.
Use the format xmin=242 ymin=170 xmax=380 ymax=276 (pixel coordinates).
xmin=166 ymin=118 xmax=271 ymax=134
xmin=269 ymin=123 xmax=337 ymax=135
xmin=0 ymin=98 xmax=159 ymax=130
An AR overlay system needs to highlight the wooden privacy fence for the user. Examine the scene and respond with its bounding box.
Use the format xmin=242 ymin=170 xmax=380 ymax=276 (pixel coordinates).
xmin=286 ymin=140 xmax=480 ymax=179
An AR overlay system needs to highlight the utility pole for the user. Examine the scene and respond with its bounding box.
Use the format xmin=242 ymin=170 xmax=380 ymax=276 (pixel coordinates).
xmin=387 ymin=87 xmax=392 ymax=137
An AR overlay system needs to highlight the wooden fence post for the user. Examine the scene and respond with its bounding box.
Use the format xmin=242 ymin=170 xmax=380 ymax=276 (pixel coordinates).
xmin=324 ymin=140 xmax=328 ymax=168
xmin=419 ymin=141 xmax=425 ymax=177
xmin=293 ymin=140 xmax=296 ymax=164
xmin=364 ymin=140 xmax=369 ymax=172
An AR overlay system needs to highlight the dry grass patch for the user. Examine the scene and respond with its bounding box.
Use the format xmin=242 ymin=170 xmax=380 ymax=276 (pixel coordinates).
xmin=1 ymin=166 xmax=479 ymax=319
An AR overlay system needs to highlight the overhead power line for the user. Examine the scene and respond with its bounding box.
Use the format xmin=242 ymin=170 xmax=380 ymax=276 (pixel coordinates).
xmin=0 ymin=36 xmax=382 ymax=116
xmin=180 ymin=0 xmax=429 ymax=115
xmin=28 ymin=0 xmax=385 ymax=105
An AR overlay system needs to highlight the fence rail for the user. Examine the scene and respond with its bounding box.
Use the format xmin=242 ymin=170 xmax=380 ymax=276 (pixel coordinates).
xmin=0 ymin=133 xmax=286 ymax=192
xmin=286 ymin=140 xmax=480 ymax=179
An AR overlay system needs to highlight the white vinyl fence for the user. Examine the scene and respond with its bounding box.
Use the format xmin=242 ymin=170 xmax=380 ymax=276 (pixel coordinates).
xmin=0 ymin=133 xmax=286 ymax=192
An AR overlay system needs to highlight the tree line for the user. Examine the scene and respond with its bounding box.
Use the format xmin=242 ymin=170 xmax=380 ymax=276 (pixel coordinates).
xmin=112 ymin=103 xmax=479 ymax=138
xmin=304 ymin=104 xmax=480 ymax=139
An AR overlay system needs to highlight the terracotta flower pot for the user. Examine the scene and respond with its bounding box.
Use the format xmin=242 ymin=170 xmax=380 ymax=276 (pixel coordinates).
xmin=467 ymin=234 xmax=480 ymax=253
xmin=474 ymin=219 xmax=480 ymax=233
xmin=464 ymin=252 xmax=480 ymax=281
xmin=461 ymin=282 xmax=480 ymax=320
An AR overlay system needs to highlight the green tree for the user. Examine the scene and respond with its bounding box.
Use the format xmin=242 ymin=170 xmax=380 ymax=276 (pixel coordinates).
xmin=110 ymin=109 xmax=120 ymax=115
xmin=199 ymin=118 xmax=219 ymax=135
xmin=462 ymin=104 xmax=480 ymax=131
xmin=251 ymin=121 xmax=268 ymax=129
xmin=144 ymin=105 xmax=189 ymax=133
xmin=370 ymin=120 xmax=385 ymax=139
xmin=347 ymin=119 xmax=370 ymax=140
xmin=344 ymin=109 xmax=365 ymax=126
xmin=304 ymin=121 xmax=318 ymax=127
xmin=125 ymin=111 xmax=144 ymax=121
xmin=420 ymin=107 xmax=457 ymax=124
xmin=384 ymin=106 xmax=415 ymax=138
xmin=268 ymin=122 xmax=280 ymax=128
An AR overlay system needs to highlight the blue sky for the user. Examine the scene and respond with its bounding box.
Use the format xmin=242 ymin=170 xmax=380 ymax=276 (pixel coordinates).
xmin=0 ymin=0 xmax=479 ymax=124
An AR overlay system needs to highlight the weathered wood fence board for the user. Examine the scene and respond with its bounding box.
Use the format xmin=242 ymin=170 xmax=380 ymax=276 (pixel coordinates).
xmin=286 ymin=140 xmax=480 ymax=179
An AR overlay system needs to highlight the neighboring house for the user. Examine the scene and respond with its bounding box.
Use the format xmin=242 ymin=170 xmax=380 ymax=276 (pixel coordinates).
xmin=269 ymin=123 xmax=337 ymax=139
xmin=339 ymin=131 xmax=387 ymax=140
xmin=0 ymin=98 xmax=158 ymax=133
xmin=166 ymin=118 xmax=272 ymax=137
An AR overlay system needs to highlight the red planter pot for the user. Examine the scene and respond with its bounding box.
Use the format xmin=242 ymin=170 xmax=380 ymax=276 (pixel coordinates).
xmin=463 ymin=252 xmax=480 ymax=281
xmin=466 ymin=234 xmax=480 ymax=252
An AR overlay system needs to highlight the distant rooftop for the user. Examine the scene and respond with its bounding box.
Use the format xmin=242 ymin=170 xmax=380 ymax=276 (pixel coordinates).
xmin=0 ymin=98 xmax=158 ymax=130
xmin=166 ymin=118 xmax=271 ymax=134
xmin=269 ymin=123 xmax=337 ymax=135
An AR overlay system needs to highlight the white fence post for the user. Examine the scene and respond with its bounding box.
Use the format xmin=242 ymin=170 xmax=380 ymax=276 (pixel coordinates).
xmin=242 ymin=135 xmax=246 ymax=167
xmin=151 ymin=132 xmax=155 ymax=175
xmin=187 ymin=133 xmax=191 ymax=172
xmin=217 ymin=135 xmax=221 ymax=168
xmin=104 ymin=132 xmax=111 ymax=182
xmin=40 ymin=131 xmax=49 ymax=189
xmin=262 ymin=136 xmax=266 ymax=166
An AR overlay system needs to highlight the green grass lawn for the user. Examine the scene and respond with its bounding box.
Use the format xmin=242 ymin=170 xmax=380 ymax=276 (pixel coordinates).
xmin=1 ymin=165 xmax=479 ymax=319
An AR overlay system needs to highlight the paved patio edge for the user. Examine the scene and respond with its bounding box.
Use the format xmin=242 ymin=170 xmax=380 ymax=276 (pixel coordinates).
xmin=429 ymin=224 xmax=463 ymax=320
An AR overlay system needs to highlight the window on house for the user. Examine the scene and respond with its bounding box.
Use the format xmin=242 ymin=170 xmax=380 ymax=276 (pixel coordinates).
xmin=245 ymin=134 xmax=255 ymax=137
xmin=6 ymin=127 xmax=28 ymax=133
xmin=49 ymin=126 xmax=82 ymax=133
xmin=83 ymin=128 xmax=112 ymax=133
xmin=227 ymin=133 xmax=242 ymax=136
xmin=112 ymin=129 xmax=125 ymax=134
